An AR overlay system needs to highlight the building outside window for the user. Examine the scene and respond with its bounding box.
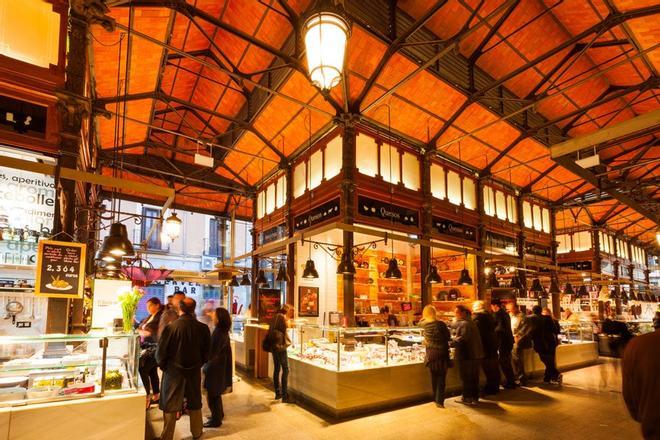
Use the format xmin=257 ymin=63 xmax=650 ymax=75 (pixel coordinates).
xmin=140 ymin=207 xmax=162 ymax=251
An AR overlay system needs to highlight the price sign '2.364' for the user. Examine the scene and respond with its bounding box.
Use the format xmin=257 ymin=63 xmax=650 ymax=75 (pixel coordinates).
xmin=35 ymin=240 xmax=86 ymax=299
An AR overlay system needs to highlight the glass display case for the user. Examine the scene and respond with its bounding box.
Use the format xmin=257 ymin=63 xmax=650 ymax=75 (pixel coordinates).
xmin=288 ymin=324 xmax=425 ymax=372
xmin=230 ymin=316 xmax=258 ymax=343
xmin=559 ymin=320 xmax=595 ymax=344
xmin=0 ymin=333 xmax=138 ymax=407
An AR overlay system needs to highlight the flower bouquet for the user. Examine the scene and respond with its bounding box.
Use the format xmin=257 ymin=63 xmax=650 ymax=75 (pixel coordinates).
xmin=118 ymin=286 xmax=143 ymax=333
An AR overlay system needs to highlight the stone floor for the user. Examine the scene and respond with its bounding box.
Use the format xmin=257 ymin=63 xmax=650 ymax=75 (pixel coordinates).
xmin=146 ymin=358 xmax=640 ymax=440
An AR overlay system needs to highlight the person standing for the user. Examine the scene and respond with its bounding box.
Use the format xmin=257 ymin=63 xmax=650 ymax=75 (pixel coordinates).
xmin=158 ymin=291 xmax=185 ymax=338
xmin=137 ymin=297 xmax=163 ymax=408
xmin=203 ymin=307 xmax=233 ymax=428
xmin=451 ymin=305 xmax=484 ymax=405
xmin=491 ymin=299 xmax=516 ymax=388
xmin=472 ymin=301 xmax=500 ymax=395
xmin=507 ymin=302 xmax=531 ymax=385
xmin=268 ymin=313 xmax=291 ymax=402
xmin=156 ymin=297 xmax=211 ymax=440
xmin=418 ymin=305 xmax=451 ymax=407
xmin=528 ymin=305 xmax=562 ymax=384
xmin=622 ymin=312 xmax=660 ymax=439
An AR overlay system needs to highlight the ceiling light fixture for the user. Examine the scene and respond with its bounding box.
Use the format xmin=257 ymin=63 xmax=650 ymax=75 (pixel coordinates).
xmin=302 ymin=0 xmax=350 ymax=90
xmin=337 ymin=251 xmax=356 ymax=275
xmin=100 ymin=222 xmax=135 ymax=257
xmin=164 ymin=212 xmax=182 ymax=241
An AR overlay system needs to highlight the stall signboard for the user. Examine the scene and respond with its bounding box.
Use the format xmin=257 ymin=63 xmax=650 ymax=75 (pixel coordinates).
xmin=432 ymin=217 xmax=476 ymax=242
xmin=35 ymin=240 xmax=86 ymax=299
xmin=558 ymin=261 xmax=593 ymax=271
xmin=294 ymin=197 xmax=340 ymax=231
xmin=485 ymin=231 xmax=517 ymax=253
xmin=298 ymin=286 xmax=319 ymax=317
xmin=258 ymin=288 xmax=281 ymax=323
xmin=525 ymin=242 xmax=552 ymax=258
xmin=357 ymin=196 xmax=419 ymax=228
xmin=258 ymin=223 xmax=287 ymax=246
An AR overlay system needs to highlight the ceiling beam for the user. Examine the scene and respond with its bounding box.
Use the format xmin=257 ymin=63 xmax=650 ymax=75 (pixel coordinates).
xmin=550 ymin=109 xmax=660 ymax=158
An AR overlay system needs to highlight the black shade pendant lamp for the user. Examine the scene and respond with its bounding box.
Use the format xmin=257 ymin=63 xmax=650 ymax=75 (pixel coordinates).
xmin=240 ymin=272 xmax=251 ymax=286
xmin=302 ymin=258 xmax=319 ymax=279
xmin=511 ymin=273 xmax=524 ymax=291
xmin=486 ymin=270 xmax=499 ymax=288
xmin=337 ymin=251 xmax=356 ymax=275
xmin=385 ymin=257 xmax=402 ymax=279
xmin=531 ymin=278 xmax=545 ymax=294
xmin=549 ymin=275 xmax=561 ymax=294
xmin=564 ymin=282 xmax=575 ymax=295
xmin=577 ymin=285 xmax=589 ymax=297
xmin=457 ymin=249 xmax=472 ymax=285
xmin=256 ymin=269 xmax=269 ymax=286
xmin=101 ymin=222 xmax=135 ymax=257
xmin=229 ymin=275 xmax=239 ymax=287
xmin=276 ymin=263 xmax=290 ymax=283
xmin=95 ymin=248 xmax=117 ymax=263
xmin=425 ymin=263 xmax=442 ymax=284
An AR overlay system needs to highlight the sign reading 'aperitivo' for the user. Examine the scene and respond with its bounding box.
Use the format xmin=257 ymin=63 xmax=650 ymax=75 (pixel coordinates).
xmin=35 ymin=240 xmax=86 ymax=299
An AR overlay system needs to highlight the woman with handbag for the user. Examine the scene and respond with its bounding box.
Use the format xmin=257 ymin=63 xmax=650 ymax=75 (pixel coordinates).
xmin=203 ymin=307 xmax=233 ymax=428
xmin=138 ymin=297 xmax=163 ymax=409
xmin=418 ymin=305 xmax=451 ymax=407
xmin=268 ymin=313 xmax=291 ymax=402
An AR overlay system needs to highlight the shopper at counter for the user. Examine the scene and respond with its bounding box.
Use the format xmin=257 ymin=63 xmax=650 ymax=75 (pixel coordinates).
xmin=203 ymin=307 xmax=233 ymax=428
xmin=418 ymin=305 xmax=451 ymax=407
xmin=451 ymin=305 xmax=484 ymax=405
xmin=268 ymin=313 xmax=291 ymax=402
xmin=528 ymin=306 xmax=562 ymax=385
xmin=507 ymin=303 xmax=531 ymax=385
xmin=137 ymin=297 xmax=163 ymax=409
xmin=472 ymin=301 xmax=500 ymax=395
xmin=622 ymin=312 xmax=660 ymax=440
xmin=491 ymin=299 xmax=515 ymax=388
xmin=156 ymin=297 xmax=211 ymax=440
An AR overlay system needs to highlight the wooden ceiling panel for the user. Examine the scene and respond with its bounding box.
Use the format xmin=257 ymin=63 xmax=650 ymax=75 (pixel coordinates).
xmin=364 ymin=95 xmax=444 ymax=144
xmin=396 ymin=71 xmax=468 ymax=122
xmin=98 ymin=99 xmax=152 ymax=148
xmin=625 ymin=16 xmax=660 ymax=72
xmin=398 ymin=0 xmax=470 ymax=41
xmin=347 ymin=27 xmax=388 ymax=80
xmin=212 ymin=29 xmax=250 ymax=67
xmin=452 ymin=104 xmax=521 ymax=150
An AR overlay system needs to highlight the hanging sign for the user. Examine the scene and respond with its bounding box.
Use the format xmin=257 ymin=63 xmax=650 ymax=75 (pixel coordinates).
xmin=35 ymin=240 xmax=86 ymax=299
xmin=558 ymin=261 xmax=592 ymax=271
xmin=525 ymin=242 xmax=551 ymax=258
xmin=293 ymin=197 xmax=340 ymax=231
xmin=432 ymin=217 xmax=476 ymax=242
xmin=258 ymin=223 xmax=287 ymax=246
xmin=485 ymin=231 xmax=517 ymax=254
xmin=357 ymin=196 xmax=419 ymax=228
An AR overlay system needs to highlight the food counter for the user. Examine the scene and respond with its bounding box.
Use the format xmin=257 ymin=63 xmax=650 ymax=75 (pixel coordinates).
xmin=284 ymin=323 xmax=598 ymax=417
xmin=0 ymin=333 xmax=144 ymax=439
xmin=230 ymin=317 xmax=267 ymax=373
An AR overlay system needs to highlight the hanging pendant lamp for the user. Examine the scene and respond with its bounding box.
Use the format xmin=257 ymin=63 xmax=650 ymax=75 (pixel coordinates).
xmin=385 ymin=257 xmax=402 ymax=279
xmin=486 ymin=270 xmax=499 ymax=288
xmin=240 ymin=272 xmax=251 ymax=286
xmin=548 ymin=275 xmax=561 ymax=294
xmin=276 ymin=263 xmax=290 ymax=283
xmin=302 ymin=0 xmax=350 ymax=90
xmin=164 ymin=212 xmax=182 ymax=240
xmin=337 ymin=251 xmax=356 ymax=275
xmin=531 ymin=278 xmax=544 ymax=293
xmin=302 ymin=258 xmax=319 ymax=279
xmin=425 ymin=264 xmax=442 ymax=284
xmin=101 ymin=222 xmax=135 ymax=257
xmin=564 ymin=282 xmax=575 ymax=295
xmin=256 ymin=269 xmax=269 ymax=287
xmin=95 ymin=248 xmax=117 ymax=263
xmin=577 ymin=285 xmax=589 ymax=297
xmin=229 ymin=275 xmax=239 ymax=287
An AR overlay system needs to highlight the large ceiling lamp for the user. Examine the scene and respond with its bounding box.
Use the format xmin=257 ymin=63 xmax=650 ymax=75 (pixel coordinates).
xmin=164 ymin=212 xmax=182 ymax=241
xmin=101 ymin=223 xmax=135 ymax=257
xmin=548 ymin=274 xmax=561 ymax=294
xmin=256 ymin=269 xmax=269 ymax=287
xmin=564 ymin=282 xmax=575 ymax=295
xmin=303 ymin=1 xmax=350 ymax=90
xmin=425 ymin=263 xmax=442 ymax=285
xmin=276 ymin=262 xmax=290 ymax=283
xmin=337 ymin=251 xmax=356 ymax=275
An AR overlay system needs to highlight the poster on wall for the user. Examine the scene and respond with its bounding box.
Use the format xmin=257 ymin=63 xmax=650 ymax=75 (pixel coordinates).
xmin=298 ymin=286 xmax=319 ymax=317
xmin=258 ymin=288 xmax=281 ymax=323
xmin=35 ymin=240 xmax=86 ymax=299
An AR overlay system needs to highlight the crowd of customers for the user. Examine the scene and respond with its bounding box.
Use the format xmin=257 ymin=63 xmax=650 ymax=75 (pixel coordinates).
xmin=419 ymin=299 xmax=563 ymax=407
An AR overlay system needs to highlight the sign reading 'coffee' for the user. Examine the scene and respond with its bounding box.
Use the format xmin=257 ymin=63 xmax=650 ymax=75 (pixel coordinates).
xmin=294 ymin=197 xmax=340 ymax=231
xmin=357 ymin=196 xmax=419 ymax=228
xmin=432 ymin=217 xmax=476 ymax=242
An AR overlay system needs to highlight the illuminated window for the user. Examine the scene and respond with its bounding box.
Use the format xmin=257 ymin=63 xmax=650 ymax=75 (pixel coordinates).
xmin=495 ymin=190 xmax=507 ymax=220
xmin=265 ymin=183 xmax=275 ymax=215
xmin=507 ymin=195 xmax=517 ymax=223
xmin=356 ymin=133 xmax=378 ymax=177
xmin=483 ymin=186 xmax=494 ymax=216
xmin=446 ymin=171 xmax=461 ymax=206
xmin=276 ymin=175 xmax=286 ymax=208
xmin=541 ymin=208 xmax=550 ymax=233
xmin=256 ymin=191 xmax=265 ymax=219
xmin=462 ymin=178 xmax=475 ymax=210
xmin=401 ymin=151 xmax=420 ymax=190
xmin=430 ymin=164 xmax=446 ymax=199
xmin=532 ymin=205 xmax=542 ymax=231
xmin=522 ymin=201 xmax=533 ymax=228
xmin=380 ymin=143 xmax=400 ymax=184
xmin=557 ymin=234 xmax=570 ymax=254
xmin=574 ymin=231 xmax=592 ymax=252
xmin=309 ymin=150 xmax=323 ymax=190
xmin=293 ymin=162 xmax=306 ymax=198
xmin=324 ymin=136 xmax=342 ymax=180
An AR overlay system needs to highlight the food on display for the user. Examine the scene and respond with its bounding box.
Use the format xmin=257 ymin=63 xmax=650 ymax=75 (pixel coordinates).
xmin=104 ymin=369 xmax=123 ymax=390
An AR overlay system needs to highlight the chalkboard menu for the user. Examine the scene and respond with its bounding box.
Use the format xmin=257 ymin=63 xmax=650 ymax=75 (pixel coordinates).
xmin=35 ymin=240 xmax=86 ymax=299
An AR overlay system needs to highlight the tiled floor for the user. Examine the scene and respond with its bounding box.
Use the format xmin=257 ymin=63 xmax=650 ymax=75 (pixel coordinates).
xmin=146 ymin=358 xmax=640 ymax=440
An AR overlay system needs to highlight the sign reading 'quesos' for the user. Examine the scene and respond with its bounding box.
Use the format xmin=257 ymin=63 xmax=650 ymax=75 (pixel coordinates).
xmin=294 ymin=197 xmax=340 ymax=231
xmin=357 ymin=196 xmax=419 ymax=228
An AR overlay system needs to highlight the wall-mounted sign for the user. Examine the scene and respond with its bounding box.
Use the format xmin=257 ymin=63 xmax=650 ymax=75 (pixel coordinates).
xmin=298 ymin=286 xmax=319 ymax=317
xmin=294 ymin=197 xmax=340 ymax=231
xmin=258 ymin=223 xmax=286 ymax=246
xmin=525 ymin=242 xmax=551 ymax=258
xmin=558 ymin=261 xmax=593 ymax=271
xmin=485 ymin=231 xmax=517 ymax=253
xmin=432 ymin=217 xmax=476 ymax=242
xmin=0 ymin=95 xmax=47 ymax=137
xmin=601 ymin=259 xmax=614 ymax=275
xmin=357 ymin=196 xmax=419 ymax=228
xmin=258 ymin=288 xmax=281 ymax=323
xmin=35 ymin=240 xmax=86 ymax=299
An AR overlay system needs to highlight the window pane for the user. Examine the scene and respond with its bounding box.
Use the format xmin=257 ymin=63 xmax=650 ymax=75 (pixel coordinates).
xmin=462 ymin=178 xmax=475 ymax=210
xmin=430 ymin=164 xmax=446 ymax=199
xmin=532 ymin=205 xmax=542 ymax=231
xmin=522 ymin=201 xmax=533 ymax=228
xmin=276 ymin=175 xmax=286 ymax=208
xmin=309 ymin=150 xmax=323 ymax=189
xmin=447 ymin=171 xmax=461 ymax=205
xmin=142 ymin=207 xmax=162 ymax=250
xmin=356 ymin=133 xmax=378 ymax=177
xmin=483 ymin=186 xmax=493 ymax=216
xmin=324 ymin=136 xmax=342 ymax=180
xmin=257 ymin=191 xmax=265 ymax=219
xmin=401 ymin=151 xmax=420 ymax=190
xmin=507 ymin=195 xmax=517 ymax=223
xmin=542 ymin=208 xmax=550 ymax=233
xmin=557 ymin=234 xmax=570 ymax=254
xmin=293 ymin=162 xmax=306 ymax=198
xmin=380 ymin=143 xmax=400 ymax=184
xmin=265 ymin=183 xmax=275 ymax=215
xmin=495 ymin=190 xmax=507 ymax=220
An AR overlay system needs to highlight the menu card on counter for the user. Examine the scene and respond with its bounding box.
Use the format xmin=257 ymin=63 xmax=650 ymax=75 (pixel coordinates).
xmin=35 ymin=240 xmax=86 ymax=299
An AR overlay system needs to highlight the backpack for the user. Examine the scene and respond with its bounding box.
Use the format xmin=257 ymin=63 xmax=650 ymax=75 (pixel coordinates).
xmin=262 ymin=330 xmax=275 ymax=353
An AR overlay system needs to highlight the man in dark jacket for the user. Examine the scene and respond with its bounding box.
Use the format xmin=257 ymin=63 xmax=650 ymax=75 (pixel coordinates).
xmin=451 ymin=305 xmax=484 ymax=405
xmin=491 ymin=299 xmax=516 ymax=388
xmin=623 ymin=313 xmax=659 ymax=439
xmin=156 ymin=297 xmax=211 ymax=440
xmin=528 ymin=305 xmax=561 ymax=384
xmin=472 ymin=301 xmax=500 ymax=395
